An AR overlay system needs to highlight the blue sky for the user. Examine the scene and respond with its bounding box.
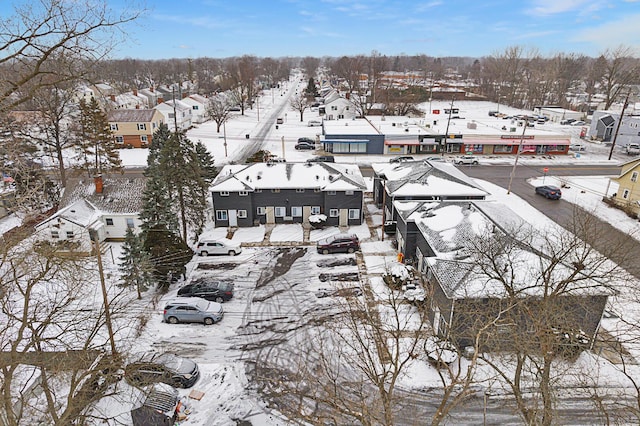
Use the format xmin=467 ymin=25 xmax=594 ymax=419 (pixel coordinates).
xmin=4 ymin=0 xmax=640 ymax=59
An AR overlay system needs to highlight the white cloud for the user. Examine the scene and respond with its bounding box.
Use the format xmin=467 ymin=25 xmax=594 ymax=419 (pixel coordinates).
xmin=526 ymin=0 xmax=593 ymax=16
xmin=415 ymin=1 xmax=443 ymax=12
xmin=571 ymin=13 xmax=640 ymax=50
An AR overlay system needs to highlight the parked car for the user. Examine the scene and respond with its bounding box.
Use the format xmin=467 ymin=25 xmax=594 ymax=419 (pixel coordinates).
xmin=560 ymin=118 xmax=576 ymax=125
xmin=295 ymin=141 xmax=315 ymax=150
xmin=569 ymin=143 xmax=587 ymax=151
xmin=297 ymin=137 xmax=315 ymax=144
xmin=389 ymin=156 xmax=414 ymax=163
xmin=571 ymin=120 xmax=586 ymax=126
xmin=424 ymin=336 xmax=458 ymax=367
xmin=455 ymin=155 xmax=479 ymax=165
xmin=315 ymin=286 xmax=363 ymax=298
xmin=307 ymin=155 xmax=335 ymax=163
xmin=267 ymin=156 xmax=286 ymax=163
xmin=625 ymin=143 xmax=640 ymax=156
xmin=535 ymin=185 xmax=562 ymax=200
xmin=196 ymin=238 xmax=242 ymax=256
xmin=317 ymin=233 xmax=360 ymax=254
xmin=163 ymin=298 xmax=224 ymax=325
xmin=177 ymin=279 xmax=234 ymax=303
xmin=424 ymin=156 xmax=445 ymax=162
xmin=307 ymin=120 xmax=322 ymax=127
xmin=131 ymin=383 xmax=180 ymax=425
xmin=402 ymin=282 xmax=426 ymax=302
xmin=125 ymin=352 xmax=200 ymax=388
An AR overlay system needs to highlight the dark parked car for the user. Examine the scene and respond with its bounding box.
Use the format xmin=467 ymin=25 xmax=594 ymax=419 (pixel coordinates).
xmin=295 ymin=142 xmax=315 ymax=150
xmin=125 ymin=352 xmax=200 ymax=388
xmin=535 ymin=185 xmax=562 ymax=199
xmin=177 ymin=279 xmax=234 ymax=303
xmin=389 ymin=156 xmax=414 ymax=163
xmin=307 ymin=155 xmax=335 ymax=163
xmin=317 ymin=233 xmax=360 ymax=254
xmin=297 ymin=137 xmax=315 ymax=144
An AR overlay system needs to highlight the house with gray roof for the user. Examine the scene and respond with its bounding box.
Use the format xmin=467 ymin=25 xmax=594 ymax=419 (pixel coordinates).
xmin=35 ymin=176 xmax=146 ymax=252
xmin=210 ymin=162 xmax=366 ymax=228
xmin=394 ymin=199 xmax=611 ymax=353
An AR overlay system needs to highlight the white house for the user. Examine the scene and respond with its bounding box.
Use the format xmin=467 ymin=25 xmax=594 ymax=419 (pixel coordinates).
xmin=181 ymin=94 xmax=210 ymax=124
xmin=35 ymin=176 xmax=145 ymax=253
xmin=154 ymin=99 xmax=193 ymax=131
xmin=322 ymin=95 xmax=358 ymax=120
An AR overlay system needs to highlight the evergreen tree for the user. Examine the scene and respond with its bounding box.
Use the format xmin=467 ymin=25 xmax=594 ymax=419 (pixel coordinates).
xmin=305 ymin=77 xmax=319 ymax=97
xmin=194 ymin=141 xmax=217 ymax=183
xmin=118 ymin=227 xmax=154 ymax=299
xmin=147 ymin=123 xmax=172 ymax=170
xmin=143 ymin=224 xmax=193 ymax=290
xmin=77 ymin=98 xmax=121 ymax=176
xmin=139 ymin=169 xmax=178 ymax=234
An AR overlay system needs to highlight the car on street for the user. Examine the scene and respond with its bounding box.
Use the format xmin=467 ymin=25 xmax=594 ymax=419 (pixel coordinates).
xmin=389 ymin=155 xmax=414 ymax=163
xmin=569 ymin=143 xmax=587 ymax=151
xmin=317 ymin=233 xmax=360 ymax=254
xmin=535 ymin=185 xmax=562 ymax=199
xmin=125 ymin=352 xmax=200 ymax=388
xmin=455 ymin=155 xmax=479 ymax=165
xmin=163 ymin=298 xmax=224 ymax=325
xmin=196 ymin=238 xmax=242 ymax=256
xmin=295 ymin=141 xmax=315 ymax=150
xmin=307 ymin=120 xmax=322 ymax=127
xmin=177 ymin=279 xmax=234 ymax=303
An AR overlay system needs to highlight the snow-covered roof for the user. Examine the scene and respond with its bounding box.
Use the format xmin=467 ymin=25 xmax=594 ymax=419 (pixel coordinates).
xmin=107 ymin=109 xmax=158 ymax=123
xmin=398 ymin=200 xmax=611 ymax=299
xmin=211 ymin=162 xmax=366 ymax=192
xmin=59 ymin=177 xmax=146 ymax=214
xmin=376 ymin=160 xmax=487 ymax=198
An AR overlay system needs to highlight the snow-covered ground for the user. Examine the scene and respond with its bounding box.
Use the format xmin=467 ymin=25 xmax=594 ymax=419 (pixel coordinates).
xmin=3 ymin=73 xmax=640 ymax=424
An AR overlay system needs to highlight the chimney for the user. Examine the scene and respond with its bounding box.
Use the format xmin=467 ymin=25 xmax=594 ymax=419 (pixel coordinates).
xmin=133 ymin=89 xmax=138 ymax=96
xmin=150 ymin=86 xmax=154 ymax=93
xmin=345 ymin=92 xmax=350 ymax=100
xmin=110 ymin=94 xmax=116 ymax=102
xmin=94 ymin=175 xmax=103 ymax=194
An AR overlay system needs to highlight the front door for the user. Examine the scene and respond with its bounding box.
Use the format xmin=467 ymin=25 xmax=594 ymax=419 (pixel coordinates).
xmin=228 ymin=210 xmax=238 ymax=227
xmin=339 ymin=209 xmax=348 ymax=227
xmin=266 ymin=207 xmax=275 ymax=224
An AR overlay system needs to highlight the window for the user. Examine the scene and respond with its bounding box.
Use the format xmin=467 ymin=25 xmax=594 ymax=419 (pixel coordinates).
xmin=66 ymin=231 xmax=75 ymax=239
xmin=216 ymin=210 xmax=228 ymax=221
xmin=115 ymin=136 xmax=124 ymax=144
xmin=140 ymin=135 xmax=148 ymax=143
xmin=348 ymin=209 xmax=360 ymax=220
xmin=329 ymin=209 xmax=339 ymax=217
xmin=291 ymin=206 xmax=302 ymax=217
xmin=345 ymin=190 xmax=354 ymax=195
xmin=255 ymin=189 xmax=262 ymax=193
xmin=271 ymin=189 xmax=280 ymax=193
xmin=331 ymin=106 xmax=337 ymax=111
xmin=105 ymin=218 xmax=114 ymax=226
xmin=126 ymin=218 xmax=135 ymax=228
xmin=110 ymin=123 xmax=118 ymax=131
xmin=51 ymin=230 xmax=59 ymax=239
xmin=327 ymin=190 xmax=336 ymax=196
xmin=622 ymin=189 xmax=631 ymax=200
xmin=239 ymin=191 xmax=248 ymax=196
xmin=275 ymin=207 xmax=286 ymax=217
xmin=219 ymin=191 xmax=229 ymax=197
xmin=237 ymin=210 xmax=247 ymax=218
xmin=632 ymin=172 xmax=639 ymax=183
xmin=314 ymin=188 xmax=321 ymax=193
xmin=152 ymin=122 xmax=157 ymax=129
xmin=295 ymin=189 xmax=305 ymax=193
xmin=168 ymin=113 xmax=175 ymax=119
xmin=256 ymin=207 xmax=266 ymax=215
xmin=311 ymin=206 xmax=321 ymax=214
xmin=137 ymin=123 xmax=147 ymax=131
xmin=192 ymin=105 xmax=199 ymax=110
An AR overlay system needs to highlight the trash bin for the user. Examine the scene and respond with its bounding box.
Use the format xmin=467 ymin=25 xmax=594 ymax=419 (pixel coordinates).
xmin=275 ymin=125 xmax=279 ymax=129
xmin=245 ymin=134 xmax=250 ymax=139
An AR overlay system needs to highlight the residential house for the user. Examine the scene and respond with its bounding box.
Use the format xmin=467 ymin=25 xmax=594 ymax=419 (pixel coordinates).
xmin=371 ymin=160 xmax=488 ymax=222
xmin=181 ymin=94 xmax=209 ymax=124
xmin=610 ymin=157 xmax=640 ymax=218
xmin=35 ymin=176 xmax=145 ymax=253
xmin=590 ymin=110 xmax=640 ymax=145
xmin=108 ymin=90 xmax=149 ymax=110
xmin=138 ymin=88 xmax=160 ymax=107
xmin=107 ymin=109 xmax=165 ymax=148
xmin=394 ymin=199 xmax=611 ymax=352
xmin=154 ymin=100 xmax=193 ymax=131
xmin=322 ymin=95 xmax=358 ymax=121
xmin=210 ymin=162 xmax=366 ymax=228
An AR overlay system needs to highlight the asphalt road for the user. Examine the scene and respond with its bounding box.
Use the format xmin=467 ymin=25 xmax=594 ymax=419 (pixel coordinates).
xmin=462 ymin=163 xmax=640 ymax=279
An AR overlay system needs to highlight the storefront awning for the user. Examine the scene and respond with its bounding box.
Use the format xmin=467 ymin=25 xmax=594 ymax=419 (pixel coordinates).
xmin=322 ymin=139 xmax=370 ymax=144
xmin=462 ymin=138 xmax=570 ymax=146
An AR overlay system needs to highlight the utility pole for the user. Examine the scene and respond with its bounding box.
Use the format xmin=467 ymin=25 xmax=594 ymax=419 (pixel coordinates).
xmin=507 ymin=120 xmax=529 ymax=194
xmin=171 ymin=88 xmax=179 ymax=133
xmin=608 ymin=92 xmax=630 ymax=160
xmin=223 ymin=121 xmax=228 ymax=157
xmin=442 ymin=96 xmax=455 ymax=156
xmin=89 ymin=230 xmax=117 ymax=356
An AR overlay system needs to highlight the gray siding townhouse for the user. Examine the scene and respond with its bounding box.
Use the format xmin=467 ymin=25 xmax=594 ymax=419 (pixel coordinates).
xmin=210 ymin=162 xmax=367 ymax=228
xmin=394 ymin=200 xmax=611 ymax=353
xmin=372 ymin=160 xmax=487 ymax=222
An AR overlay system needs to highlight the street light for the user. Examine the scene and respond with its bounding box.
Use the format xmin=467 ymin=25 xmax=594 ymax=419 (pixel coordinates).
xmin=507 ymin=119 xmax=529 ymax=194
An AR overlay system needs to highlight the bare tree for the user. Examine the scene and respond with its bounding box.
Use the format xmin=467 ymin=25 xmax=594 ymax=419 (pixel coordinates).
xmin=206 ymin=93 xmax=233 ymax=133
xmin=599 ymin=46 xmax=639 ymax=110
xmin=289 ymin=94 xmax=309 ymax=122
xmin=0 ymin=0 xmax=141 ymax=114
